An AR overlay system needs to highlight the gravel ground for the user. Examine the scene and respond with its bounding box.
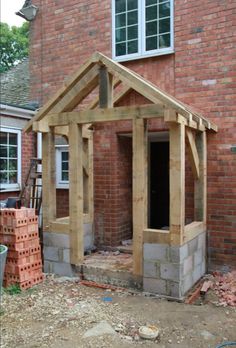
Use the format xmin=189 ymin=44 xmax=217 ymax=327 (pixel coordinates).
xmin=0 ymin=275 xmax=236 ymax=348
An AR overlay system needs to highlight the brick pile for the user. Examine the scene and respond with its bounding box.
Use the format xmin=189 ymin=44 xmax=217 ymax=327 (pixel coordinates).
xmin=0 ymin=208 xmax=44 ymax=290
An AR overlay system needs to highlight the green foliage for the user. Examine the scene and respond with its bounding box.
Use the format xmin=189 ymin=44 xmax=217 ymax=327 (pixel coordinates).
xmin=4 ymin=284 xmax=22 ymax=295
xmin=0 ymin=245 xmax=5 ymax=253
xmin=0 ymin=22 xmax=29 ymax=73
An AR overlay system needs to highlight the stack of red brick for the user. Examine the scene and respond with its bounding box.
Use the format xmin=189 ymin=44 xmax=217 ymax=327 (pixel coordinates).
xmin=0 ymin=208 xmax=44 ymax=290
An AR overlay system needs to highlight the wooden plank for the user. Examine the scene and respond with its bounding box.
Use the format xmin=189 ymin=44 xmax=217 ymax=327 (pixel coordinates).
xmin=24 ymin=52 xmax=99 ymax=132
xmin=99 ymin=66 xmax=113 ymax=108
xmin=88 ymin=133 xmax=94 ymax=222
xmin=42 ymin=131 xmax=56 ymax=229
xmin=194 ymin=131 xmax=207 ymax=222
xmin=83 ymin=138 xmax=89 ymax=213
xmin=45 ymin=104 xmax=164 ymax=127
xmin=52 ymin=64 xmax=99 ymax=113
xmin=183 ymin=221 xmax=206 ymax=243
xmin=186 ymin=128 xmax=200 ymax=179
xmin=169 ymin=123 xmax=185 ymax=245
xmin=49 ymin=221 xmax=69 ymax=234
xmin=132 ymin=118 xmax=148 ymax=276
xmin=69 ymin=123 xmax=84 ymax=264
xmin=143 ymin=229 xmax=170 ymax=244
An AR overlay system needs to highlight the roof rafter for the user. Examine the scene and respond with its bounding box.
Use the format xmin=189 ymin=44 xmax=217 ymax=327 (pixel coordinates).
xmin=25 ymin=51 xmax=218 ymax=133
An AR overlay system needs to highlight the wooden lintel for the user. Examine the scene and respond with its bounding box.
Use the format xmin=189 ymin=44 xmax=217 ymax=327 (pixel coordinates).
xmin=194 ymin=131 xmax=207 ymax=223
xmin=169 ymin=122 xmax=185 ymax=245
xmin=46 ymin=104 xmax=164 ymax=127
xmin=186 ymin=128 xmax=200 ymax=179
xmin=132 ymin=118 xmax=148 ymax=276
xmin=99 ymin=66 xmax=113 ymax=108
xmin=69 ymin=123 xmax=84 ymax=265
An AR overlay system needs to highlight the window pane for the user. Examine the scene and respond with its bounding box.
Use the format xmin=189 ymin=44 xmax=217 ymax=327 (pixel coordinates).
xmin=116 ymin=28 xmax=126 ymax=42
xmin=159 ymin=2 xmax=170 ymax=18
xmin=127 ymin=40 xmax=138 ymax=54
xmin=128 ymin=25 xmax=138 ymax=40
xmin=61 ymin=152 xmax=68 ymax=161
xmin=62 ymin=172 xmax=69 ymax=181
xmin=146 ymin=0 xmax=157 ymax=5
xmin=0 ymin=132 xmax=7 ymax=145
xmin=146 ymin=36 xmax=157 ymax=50
xmin=115 ymin=13 xmax=126 ymax=28
xmin=9 ymin=133 xmax=17 ymax=145
xmin=127 ymin=0 xmax=138 ymax=11
xmin=0 ymin=159 xmax=7 ymax=170
xmin=127 ymin=10 xmax=138 ymax=25
xmin=9 ymin=159 xmax=17 ymax=171
xmin=159 ymin=33 xmax=170 ymax=48
xmin=0 ymin=145 xmax=7 ymax=157
xmin=62 ymin=162 xmax=68 ymax=170
xmin=0 ymin=172 xmax=7 ymax=183
xmin=159 ymin=18 xmax=170 ymax=34
xmin=115 ymin=0 xmax=126 ymax=13
xmin=146 ymin=21 xmax=157 ymax=36
xmin=9 ymin=146 xmax=17 ymax=158
xmin=116 ymin=42 xmax=126 ymax=56
xmin=146 ymin=5 xmax=157 ymax=21
xmin=9 ymin=171 xmax=17 ymax=183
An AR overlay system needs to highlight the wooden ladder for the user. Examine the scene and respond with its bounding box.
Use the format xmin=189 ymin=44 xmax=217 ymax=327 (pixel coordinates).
xmin=19 ymin=158 xmax=42 ymax=215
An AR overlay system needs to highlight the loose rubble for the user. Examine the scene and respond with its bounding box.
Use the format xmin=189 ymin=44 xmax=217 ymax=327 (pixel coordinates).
xmin=211 ymin=271 xmax=236 ymax=307
xmin=0 ymin=274 xmax=236 ymax=348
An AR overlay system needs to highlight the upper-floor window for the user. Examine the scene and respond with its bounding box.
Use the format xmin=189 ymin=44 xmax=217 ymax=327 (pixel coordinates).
xmin=112 ymin=0 xmax=174 ymax=61
xmin=55 ymin=146 xmax=69 ymax=189
xmin=0 ymin=127 xmax=21 ymax=191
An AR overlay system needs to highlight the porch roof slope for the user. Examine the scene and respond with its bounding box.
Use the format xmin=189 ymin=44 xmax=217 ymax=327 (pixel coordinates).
xmin=25 ymin=51 xmax=218 ymax=132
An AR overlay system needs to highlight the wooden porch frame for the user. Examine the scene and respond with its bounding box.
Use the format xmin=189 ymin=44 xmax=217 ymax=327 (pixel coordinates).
xmin=25 ymin=52 xmax=217 ymax=276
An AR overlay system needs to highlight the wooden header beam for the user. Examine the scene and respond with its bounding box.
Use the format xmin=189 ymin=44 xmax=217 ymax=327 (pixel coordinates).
xmin=33 ymin=104 xmax=165 ymax=131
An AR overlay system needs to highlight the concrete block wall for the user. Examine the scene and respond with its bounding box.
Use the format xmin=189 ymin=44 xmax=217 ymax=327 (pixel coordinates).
xmin=43 ymin=223 xmax=93 ymax=276
xmin=143 ymin=231 xmax=206 ymax=298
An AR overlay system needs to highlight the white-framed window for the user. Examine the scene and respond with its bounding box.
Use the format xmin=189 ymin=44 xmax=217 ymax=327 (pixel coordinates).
xmin=112 ymin=0 xmax=174 ymax=61
xmin=0 ymin=127 xmax=21 ymax=191
xmin=56 ymin=146 xmax=69 ymax=189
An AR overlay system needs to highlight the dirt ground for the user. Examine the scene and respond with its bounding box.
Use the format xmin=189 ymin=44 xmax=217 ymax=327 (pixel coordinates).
xmin=0 ymin=276 xmax=236 ymax=348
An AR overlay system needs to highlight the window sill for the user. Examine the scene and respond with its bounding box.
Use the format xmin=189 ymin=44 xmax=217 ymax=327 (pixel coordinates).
xmin=113 ymin=48 xmax=174 ymax=63
xmin=0 ymin=188 xmax=20 ymax=193
xmin=56 ymin=186 xmax=69 ymax=190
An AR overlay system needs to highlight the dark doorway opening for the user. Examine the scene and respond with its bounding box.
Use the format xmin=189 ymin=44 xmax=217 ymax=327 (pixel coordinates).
xmin=149 ymin=141 xmax=169 ymax=229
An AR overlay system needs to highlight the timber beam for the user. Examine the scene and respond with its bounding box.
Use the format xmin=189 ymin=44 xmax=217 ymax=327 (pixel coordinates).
xmin=33 ymin=104 xmax=165 ymax=131
xmin=186 ymin=129 xmax=200 ymax=179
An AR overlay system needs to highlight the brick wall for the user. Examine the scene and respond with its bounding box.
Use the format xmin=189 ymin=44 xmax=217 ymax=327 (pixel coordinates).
xmin=30 ymin=0 xmax=236 ymax=267
xmin=56 ymin=189 xmax=69 ymax=218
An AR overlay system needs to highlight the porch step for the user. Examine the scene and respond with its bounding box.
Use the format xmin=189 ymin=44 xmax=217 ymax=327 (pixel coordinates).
xmin=77 ymin=265 xmax=142 ymax=290
xmin=75 ymin=252 xmax=142 ymax=290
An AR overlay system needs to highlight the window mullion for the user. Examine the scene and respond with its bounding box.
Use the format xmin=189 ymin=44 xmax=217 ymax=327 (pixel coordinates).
xmin=140 ymin=0 xmax=144 ymax=55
